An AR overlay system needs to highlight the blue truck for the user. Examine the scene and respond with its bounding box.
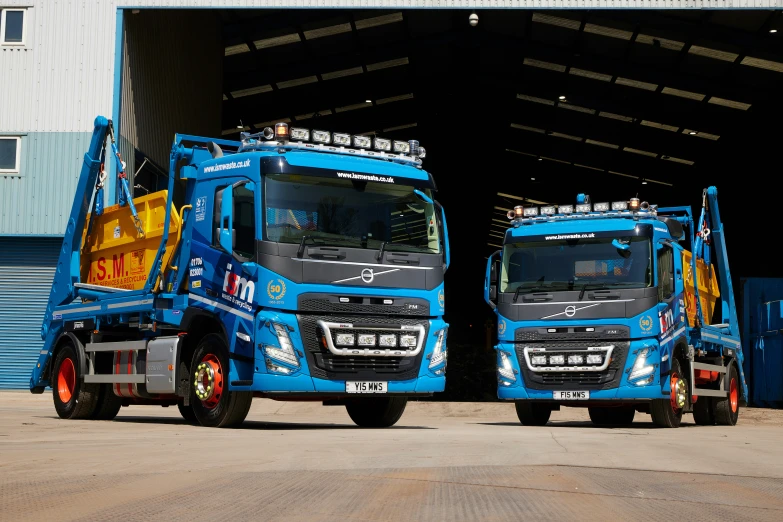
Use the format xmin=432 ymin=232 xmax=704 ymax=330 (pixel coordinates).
xmin=30 ymin=116 xmax=450 ymax=428
xmin=484 ymin=190 xmax=746 ymax=428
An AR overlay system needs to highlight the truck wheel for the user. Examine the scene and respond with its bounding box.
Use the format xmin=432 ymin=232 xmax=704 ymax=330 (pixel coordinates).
xmin=589 ymin=406 xmax=634 ymax=426
xmin=515 ymin=401 xmax=551 ymax=426
xmin=651 ymin=359 xmax=685 ymax=428
xmin=91 ymin=385 xmax=122 ymax=420
xmin=714 ymin=364 xmax=740 ymax=426
xmin=177 ymin=401 xmax=198 ymax=424
xmin=345 ymin=397 xmax=407 ymax=427
xmin=52 ymin=342 xmax=99 ymax=419
xmin=691 ymin=396 xmax=715 ymax=425
xmin=190 ymin=334 xmax=253 ymax=428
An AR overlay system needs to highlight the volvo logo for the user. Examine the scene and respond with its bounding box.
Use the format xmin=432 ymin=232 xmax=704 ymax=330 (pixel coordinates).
xmin=361 ymin=268 xmax=375 ymax=283
xmin=564 ymin=305 xmax=576 ymax=317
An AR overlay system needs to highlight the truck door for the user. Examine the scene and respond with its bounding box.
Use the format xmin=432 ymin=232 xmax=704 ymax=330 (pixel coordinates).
xmin=657 ymin=242 xmax=678 ymax=375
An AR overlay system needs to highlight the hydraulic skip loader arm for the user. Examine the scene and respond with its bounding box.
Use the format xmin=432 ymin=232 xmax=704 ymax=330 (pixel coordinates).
xmin=31 ymin=116 xmax=171 ymax=391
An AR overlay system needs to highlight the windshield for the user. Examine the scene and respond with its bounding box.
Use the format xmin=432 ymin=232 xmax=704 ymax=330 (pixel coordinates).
xmin=264 ymin=172 xmax=440 ymax=254
xmin=501 ymin=235 xmax=652 ymax=293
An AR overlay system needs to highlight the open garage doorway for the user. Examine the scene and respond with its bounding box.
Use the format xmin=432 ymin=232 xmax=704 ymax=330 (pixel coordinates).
xmin=117 ymin=8 xmax=783 ymax=398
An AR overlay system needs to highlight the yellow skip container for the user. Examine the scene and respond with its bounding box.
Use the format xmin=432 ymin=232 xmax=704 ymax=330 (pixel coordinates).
xmin=80 ymin=191 xmax=181 ymax=290
xmin=682 ymin=249 xmax=720 ymax=327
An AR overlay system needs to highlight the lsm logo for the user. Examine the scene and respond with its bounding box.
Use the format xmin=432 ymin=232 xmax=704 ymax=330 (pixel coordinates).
xmin=223 ymin=263 xmax=255 ymax=303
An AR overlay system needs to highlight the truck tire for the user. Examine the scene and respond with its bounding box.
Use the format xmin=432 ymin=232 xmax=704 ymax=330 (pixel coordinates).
xmin=189 ymin=334 xmax=253 ymax=428
xmin=177 ymin=401 xmax=198 ymax=424
xmin=588 ymin=406 xmax=635 ymax=426
xmin=345 ymin=397 xmax=407 ymax=428
xmin=91 ymin=385 xmax=122 ymax=420
xmin=651 ymin=359 xmax=685 ymax=428
xmin=691 ymin=397 xmax=715 ymax=425
xmin=714 ymin=364 xmax=740 ymax=426
xmin=52 ymin=342 xmax=99 ymax=419
xmin=515 ymin=401 xmax=551 ymax=426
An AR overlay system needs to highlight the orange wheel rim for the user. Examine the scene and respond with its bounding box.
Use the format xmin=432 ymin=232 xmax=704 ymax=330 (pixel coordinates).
xmin=730 ymin=377 xmax=738 ymax=413
xmin=670 ymin=372 xmax=686 ymax=411
xmin=57 ymin=357 xmax=76 ymax=403
xmin=194 ymin=354 xmax=224 ymax=409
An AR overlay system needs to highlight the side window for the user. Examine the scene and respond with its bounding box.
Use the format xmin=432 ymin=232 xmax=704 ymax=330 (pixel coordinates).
xmin=212 ymin=182 xmax=256 ymax=260
xmin=657 ymin=244 xmax=674 ymax=301
xmin=0 ymin=136 xmax=21 ymax=174
xmin=1 ymin=9 xmax=26 ymax=45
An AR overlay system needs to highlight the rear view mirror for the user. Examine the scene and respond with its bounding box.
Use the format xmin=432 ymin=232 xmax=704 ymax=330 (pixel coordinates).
xmin=485 ymin=250 xmax=501 ymax=310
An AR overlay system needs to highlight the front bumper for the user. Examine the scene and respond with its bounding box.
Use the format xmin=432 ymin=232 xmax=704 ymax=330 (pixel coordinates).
xmin=496 ymin=339 xmax=668 ymax=401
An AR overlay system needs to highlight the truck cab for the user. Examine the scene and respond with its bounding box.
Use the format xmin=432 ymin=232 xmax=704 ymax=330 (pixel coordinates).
xmin=484 ymin=192 xmax=745 ymax=428
xmin=31 ymin=117 xmax=449 ymax=428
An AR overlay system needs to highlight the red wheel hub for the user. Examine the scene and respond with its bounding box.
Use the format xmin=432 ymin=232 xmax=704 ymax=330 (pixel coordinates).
xmin=730 ymin=377 xmax=738 ymax=413
xmin=57 ymin=357 xmax=76 ymax=403
xmin=194 ymin=354 xmax=224 ymax=409
xmin=670 ymin=372 xmax=686 ymax=411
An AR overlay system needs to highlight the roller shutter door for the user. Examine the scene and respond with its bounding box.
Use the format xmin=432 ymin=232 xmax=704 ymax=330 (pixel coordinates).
xmin=0 ymin=238 xmax=61 ymax=389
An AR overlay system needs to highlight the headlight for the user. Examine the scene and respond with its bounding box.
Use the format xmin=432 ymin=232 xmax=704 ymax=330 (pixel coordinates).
xmin=593 ymin=202 xmax=610 ymax=212
xmin=523 ymin=207 xmax=539 ymax=217
xmin=335 ymin=333 xmax=355 ymax=346
xmin=567 ymin=354 xmax=584 ymax=365
xmin=290 ymin=127 xmax=310 ymax=141
xmin=612 ymin=201 xmax=628 ymax=211
xmin=333 ymin=133 xmax=351 ymax=146
xmin=540 ymin=206 xmax=556 ymax=215
xmin=378 ymin=334 xmax=397 ymax=347
xmin=353 ymin=135 xmax=371 ymax=149
xmin=498 ymin=351 xmax=516 ymax=381
xmin=358 ymin=334 xmax=376 ymax=346
xmin=559 ymin=205 xmax=574 ymax=214
xmin=586 ymin=354 xmax=603 ymax=365
xmin=393 ymin=140 xmax=410 ymax=153
xmin=312 ymin=130 xmax=331 ymax=143
xmin=531 ymin=355 xmax=547 ymax=365
xmin=628 ymin=347 xmax=654 ymax=382
xmin=399 ymin=335 xmax=417 ymax=348
xmin=428 ymin=329 xmax=448 ymax=369
xmin=264 ymin=323 xmax=299 ymax=368
xmin=374 ymin=138 xmax=391 ymax=151
xmin=576 ymin=204 xmax=591 ymax=213
xmin=549 ymin=355 xmax=565 ymax=365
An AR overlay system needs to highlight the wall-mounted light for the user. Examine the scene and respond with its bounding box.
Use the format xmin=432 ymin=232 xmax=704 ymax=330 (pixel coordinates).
xmin=558 ymin=95 xmax=566 ymax=100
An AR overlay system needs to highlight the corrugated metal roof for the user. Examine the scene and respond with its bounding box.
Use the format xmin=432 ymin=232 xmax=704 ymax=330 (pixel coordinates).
xmin=0 ymin=237 xmax=60 ymax=389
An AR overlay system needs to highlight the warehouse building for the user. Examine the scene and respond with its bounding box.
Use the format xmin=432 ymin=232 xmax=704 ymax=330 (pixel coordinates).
xmin=1 ymin=0 xmax=782 ymax=388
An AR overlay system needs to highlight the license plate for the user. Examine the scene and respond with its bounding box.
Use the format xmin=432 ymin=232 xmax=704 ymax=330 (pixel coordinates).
xmin=553 ymin=391 xmax=589 ymax=400
xmin=346 ymin=381 xmax=387 ymax=394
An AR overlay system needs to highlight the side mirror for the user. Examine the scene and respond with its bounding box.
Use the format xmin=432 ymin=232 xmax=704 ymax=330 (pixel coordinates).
xmin=219 ymin=186 xmax=234 ymax=254
xmin=484 ymin=250 xmax=501 ymax=310
xmin=435 ymin=200 xmax=450 ymax=272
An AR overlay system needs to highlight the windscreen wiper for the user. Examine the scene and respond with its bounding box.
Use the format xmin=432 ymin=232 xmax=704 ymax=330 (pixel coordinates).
xmin=297 ymin=235 xmax=313 ymax=258
xmin=513 ymin=285 xmax=551 ymax=302
xmin=376 ymin=241 xmax=387 ymax=261
xmin=579 ymin=283 xmax=608 ymax=300
xmin=297 ymin=236 xmax=362 ymax=257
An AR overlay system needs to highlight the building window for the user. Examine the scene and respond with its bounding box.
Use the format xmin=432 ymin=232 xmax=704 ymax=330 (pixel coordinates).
xmin=0 ymin=137 xmax=21 ymax=174
xmin=0 ymin=8 xmax=26 ymax=45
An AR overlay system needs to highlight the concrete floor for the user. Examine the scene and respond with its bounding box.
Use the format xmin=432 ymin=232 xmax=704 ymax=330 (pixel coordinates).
xmin=2 ymin=392 xmax=783 ymax=521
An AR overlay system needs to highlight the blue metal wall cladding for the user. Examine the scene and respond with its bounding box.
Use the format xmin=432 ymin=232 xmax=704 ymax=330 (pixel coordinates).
xmin=0 ymin=237 xmax=60 ymax=388
xmin=0 ymin=132 xmax=92 ymax=235
xmin=741 ymin=278 xmax=783 ymax=407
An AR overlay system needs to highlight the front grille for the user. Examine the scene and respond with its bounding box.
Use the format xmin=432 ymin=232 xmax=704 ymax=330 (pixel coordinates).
xmin=516 ymin=341 xmax=629 ymax=391
xmin=515 ymin=325 xmax=629 ymax=342
xmin=297 ymin=314 xmax=428 ymax=381
xmin=299 ymin=298 xmax=428 ymax=316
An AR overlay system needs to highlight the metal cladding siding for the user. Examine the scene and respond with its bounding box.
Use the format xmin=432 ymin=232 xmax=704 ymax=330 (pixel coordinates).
xmin=0 ymin=132 xmax=92 ymax=235
xmin=0 ymin=237 xmax=60 ymax=389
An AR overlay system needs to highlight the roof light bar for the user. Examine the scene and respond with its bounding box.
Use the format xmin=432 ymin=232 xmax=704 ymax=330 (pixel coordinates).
xmin=374 ymin=138 xmax=391 ymax=151
xmin=559 ymin=205 xmax=574 ymax=214
xmin=540 ymin=206 xmax=556 ymax=215
xmin=333 ymin=133 xmax=351 ymax=146
xmin=612 ymin=201 xmax=628 ymax=211
xmin=523 ymin=207 xmax=539 ymax=217
xmin=575 ymin=204 xmax=591 ymax=213
xmin=393 ymin=140 xmax=410 ymax=153
xmin=593 ymin=202 xmax=610 ymax=212
xmin=353 ymin=135 xmax=372 ymax=149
